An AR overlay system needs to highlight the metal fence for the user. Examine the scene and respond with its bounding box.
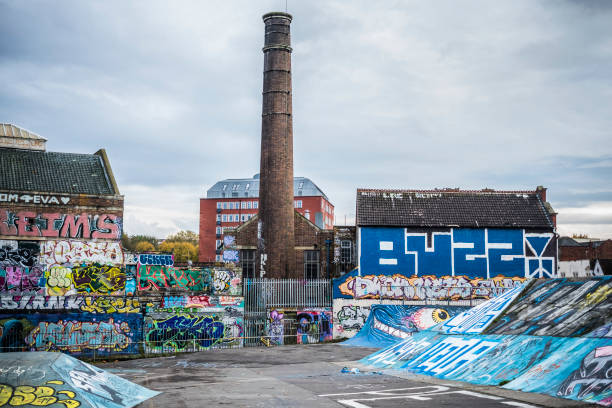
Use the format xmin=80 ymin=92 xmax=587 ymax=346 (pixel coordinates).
xmin=243 ymin=278 xmax=332 ymax=317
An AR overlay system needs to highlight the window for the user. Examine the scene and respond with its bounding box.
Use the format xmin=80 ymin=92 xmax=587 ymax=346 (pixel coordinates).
xmin=247 ymin=201 xmax=252 ymax=209
xmin=233 ymin=202 xmax=238 ymax=209
xmin=223 ymin=202 xmax=228 ymax=209
xmin=234 ymin=214 xmax=239 ymax=222
xmin=216 ymin=254 xmax=222 ymax=262
xmin=216 ymin=227 xmax=222 ymax=234
xmin=341 ymin=240 xmax=352 ymax=264
xmin=305 ymin=210 xmax=310 ymax=220
xmin=216 ymin=214 xmax=221 ymax=222
xmin=295 ymin=200 xmax=302 ymax=208
xmin=254 ymin=201 xmax=258 ymax=209
xmin=241 ymin=214 xmax=247 ymax=222
xmin=232 ymin=192 xmax=238 ymax=197
xmin=304 ymin=250 xmax=320 ymax=280
xmin=241 ymin=201 xmax=247 ymax=209
xmin=217 ymin=202 xmax=222 ymax=209
xmin=241 ymin=249 xmax=256 ymax=279
xmin=222 ymin=214 xmax=227 ymax=222
xmin=216 ymin=239 xmax=222 ymax=249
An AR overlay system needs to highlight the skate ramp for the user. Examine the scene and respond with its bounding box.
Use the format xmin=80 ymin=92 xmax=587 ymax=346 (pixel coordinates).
xmin=341 ymin=304 xmax=469 ymax=348
xmin=0 ymin=352 xmax=159 ymax=407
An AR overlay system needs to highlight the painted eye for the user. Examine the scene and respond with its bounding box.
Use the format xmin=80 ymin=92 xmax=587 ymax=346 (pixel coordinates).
xmin=432 ymin=308 xmax=449 ymax=323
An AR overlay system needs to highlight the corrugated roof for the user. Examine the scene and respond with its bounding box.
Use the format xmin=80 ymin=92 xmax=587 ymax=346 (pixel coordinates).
xmin=207 ymin=174 xmax=330 ymax=201
xmin=0 ymin=148 xmax=116 ymax=195
xmin=0 ymin=124 xmax=47 ymax=141
xmin=356 ymin=188 xmax=554 ymax=229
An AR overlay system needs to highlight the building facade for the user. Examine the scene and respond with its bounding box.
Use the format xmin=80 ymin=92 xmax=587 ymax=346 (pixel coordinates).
xmin=558 ymin=236 xmax=612 ymax=277
xmin=198 ymin=174 xmax=334 ymax=263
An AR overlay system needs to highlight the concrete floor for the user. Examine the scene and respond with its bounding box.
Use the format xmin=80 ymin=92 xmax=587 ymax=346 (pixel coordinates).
xmin=97 ymin=344 xmax=595 ymax=407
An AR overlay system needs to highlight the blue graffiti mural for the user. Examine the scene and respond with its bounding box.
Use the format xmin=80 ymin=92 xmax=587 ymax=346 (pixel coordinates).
xmin=145 ymin=314 xmax=226 ymax=351
xmin=360 ymin=227 xmax=556 ymax=278
xmin=343 ymin=305 xmax=469 ymax=348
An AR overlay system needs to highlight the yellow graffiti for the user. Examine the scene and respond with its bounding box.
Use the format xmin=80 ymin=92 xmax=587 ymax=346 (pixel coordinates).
xmin=584 ymin=284 xmax=612 ymax=307
xmin=0 ymin=381 xmax=80 ymax=407
xmin=46 ymin=266 xmax=73 ymax=296
xmin=260 ymin=337 xmax=271 ymax=347
xmin=79 ymin=297 xmax=141 ymax=313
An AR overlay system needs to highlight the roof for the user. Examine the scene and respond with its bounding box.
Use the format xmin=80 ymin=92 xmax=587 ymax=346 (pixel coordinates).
xmin=356 ymin=188 xmax=554 ymax=229
xmin=0 ymin=147 xmax=118 ymax=195
xmin=207 ymin=174 xmax=330 ymax=202
xmin=0 ymin=123 xmax=47 ymax=151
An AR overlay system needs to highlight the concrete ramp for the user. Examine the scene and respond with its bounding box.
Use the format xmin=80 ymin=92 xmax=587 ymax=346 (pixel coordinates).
xmin=0 ymin=352 xmax=159 ymax=407
xmin=341 ymin=304 xmax=469 ymax=348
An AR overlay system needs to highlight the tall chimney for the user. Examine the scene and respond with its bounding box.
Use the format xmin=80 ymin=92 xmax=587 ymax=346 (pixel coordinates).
xmin=257 ymin=12 xmax=296 ymax=279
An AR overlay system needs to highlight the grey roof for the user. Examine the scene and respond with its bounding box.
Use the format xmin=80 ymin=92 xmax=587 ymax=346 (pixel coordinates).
xmin=207 ymin=174 xmax=330 ymax=201
xmin=356 ymin=188 xmax=554 ymax=229
xmin=558 ymin=236 xmax=583 ymax=246
xmin=0 ymin=148 xmax=116 ymax=195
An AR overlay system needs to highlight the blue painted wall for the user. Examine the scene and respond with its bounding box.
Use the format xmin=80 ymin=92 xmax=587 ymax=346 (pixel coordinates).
xmin=359 ymin=227 xmax=556 ymax=279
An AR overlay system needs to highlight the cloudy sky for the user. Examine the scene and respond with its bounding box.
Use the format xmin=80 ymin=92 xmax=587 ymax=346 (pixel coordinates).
xmin=1 ymin=0 xmax=611 ymax=239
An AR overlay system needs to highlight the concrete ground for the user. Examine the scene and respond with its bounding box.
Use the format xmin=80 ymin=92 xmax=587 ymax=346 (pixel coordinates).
xmin=97 ymin=344 xmax=595 ymax=408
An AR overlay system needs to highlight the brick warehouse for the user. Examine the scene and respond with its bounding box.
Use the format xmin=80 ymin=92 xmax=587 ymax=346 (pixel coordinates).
xmin=198 ymin=174 xmax=334 ymax=263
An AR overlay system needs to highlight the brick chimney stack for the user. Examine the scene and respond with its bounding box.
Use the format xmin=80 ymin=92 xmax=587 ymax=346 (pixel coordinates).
xmin=257 ymin=12 xmax=296 ymax=279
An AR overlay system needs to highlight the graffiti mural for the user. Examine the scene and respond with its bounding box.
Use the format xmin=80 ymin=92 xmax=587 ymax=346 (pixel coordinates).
xmin=0 ymin=313 xmax=142 ymax=355
xmin=144 ymin=314 xmax=238 ymax=352
xmin=46 ymin=266 xmax=73 ymax=295
xmin=71 ymin=264 xmax=125 ymax=294
xmin=360 ymin=227 xmax=556 ymax=279
xmin=138 ymin=254 xmax=173 ymax=266
xmin=336 ymin=305 xmax=368 ymax=334
xmin=0 ymin=295 xmax=143 ymax=313
xmin=484 ymin=277 xmax=612 ymax=337
xmin=40 ymin=240 xmax=124 ymax=266
xmin=0 ymin=209 xmax=122 ymax=239
xmin=213 ymin=268 xmax=242 ymax=295
xmin=334 ymin=268 xmax=525 ymax=300
xmin=268 ymin=309 xmax=284 ymax=346
xmin=557 ymin=345 xmax=612 ymax=403
xmin=137 ymin=265 xmax=211 ymax=292
xmin=0 ymin=240 xmax=40 ymax=267
xmin=296 ymin=309 xmax=332 ymax=344
xmin=439 ymin=281 xmax=529 ymax=334
xmin=343 ymin=304 xmax=469 ymax=348
xmin=0 ymin=381 xmax=80 ymax=407
xmin=0 ymin=265 xmax=45 ymax=294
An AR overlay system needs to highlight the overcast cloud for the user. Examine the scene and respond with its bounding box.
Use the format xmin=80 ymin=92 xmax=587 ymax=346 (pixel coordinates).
xmin=1 ymin=0 xmax=611 ymax=238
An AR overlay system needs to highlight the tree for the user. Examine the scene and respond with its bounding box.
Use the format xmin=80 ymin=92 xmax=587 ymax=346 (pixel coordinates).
xmin=135 ymin=241 xmax=155 ymax=252
xmin=165 ymin=230 xmax=199 ymax=246
xmin=159 ymin=241 xmax=198 ymax=263
xmin=121 ymin=234 xmax=159 ymax=251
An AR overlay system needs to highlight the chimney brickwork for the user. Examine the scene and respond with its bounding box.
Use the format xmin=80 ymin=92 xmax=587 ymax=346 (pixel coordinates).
xmin=257 ymin=12 xmax=296 ymax=279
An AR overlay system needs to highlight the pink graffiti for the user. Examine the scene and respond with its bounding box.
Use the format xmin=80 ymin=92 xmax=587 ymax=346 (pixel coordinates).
xmin=0 ymin=265 xmax=45 ymax=294
xmin=0 ymin=209 xmax=121 ymax=239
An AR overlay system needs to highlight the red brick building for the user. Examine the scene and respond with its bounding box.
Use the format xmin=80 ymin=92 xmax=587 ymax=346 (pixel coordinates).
xmin=198 ymin=174 xmax=334 ymax=263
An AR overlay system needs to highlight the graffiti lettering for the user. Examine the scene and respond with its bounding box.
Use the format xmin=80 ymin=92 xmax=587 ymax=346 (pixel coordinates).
xmin=0 ymin=381 xmax=80 ymax=407
xmin=336 ymin=305 xmax=368 ymax=331
xmin=145 ymin=314 xmax=225 ymax=351
xmin=0 ymin=240 xmax=39 ymax=267
xmin=0 ymin=295 xmax=141 ymax=313
xmin=0 ymin=192 xmax=70 ymax=205
xmin=25 ymin=319 xmax=131 ymax=352
xmin=337 ymin=274 xmax=525 ymax=300
xmin=40 ymin=240 xmax=124 ymax=266
xmin=0 ymin=209 xmax=122 ymax=239
xmin=71 ymin=264 xmax=125 ymax=294
xmin=137 ymin=265 xmax=210 ymax=292
xmin=138 ymin=254 xmax=173 ymax=266
xmin=0 ymin=265 xmax=45 ymax=294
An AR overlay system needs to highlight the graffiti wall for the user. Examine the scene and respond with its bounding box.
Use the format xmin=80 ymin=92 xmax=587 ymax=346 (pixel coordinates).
xmin=0 ymin=209 xmax=122 ymax=239
xmin=0 ymin=237 xmax=245 ymax=358
xmin=359 ymin=227 xmax=557 ymax=279
xmin=333 ymin=268 xmax=525 ymax=301
xmin=343 ymin=304 xmax=470 ymax=348
xmin=484 ymin=277 xmax=612 ymax=337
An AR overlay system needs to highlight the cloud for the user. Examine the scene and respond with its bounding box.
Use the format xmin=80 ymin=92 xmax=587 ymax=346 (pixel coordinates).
xmin=1 ymin=0 xmax=611 ymax=238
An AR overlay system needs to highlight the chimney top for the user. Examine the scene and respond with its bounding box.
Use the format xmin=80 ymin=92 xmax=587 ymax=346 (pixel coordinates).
xmin=262 ymin=12 xmax=292 ymax=22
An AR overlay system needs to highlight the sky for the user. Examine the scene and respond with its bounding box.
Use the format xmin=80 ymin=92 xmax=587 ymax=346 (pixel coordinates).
xmin=1 ymin=0 xmax=611 ymax=239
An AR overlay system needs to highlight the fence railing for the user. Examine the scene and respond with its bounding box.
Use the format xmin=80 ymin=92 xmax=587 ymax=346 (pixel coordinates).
xmin=0 ymin=318 xmax=333 ymax=361
xmin=244 ymin=279 xmax=332 ymax=317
